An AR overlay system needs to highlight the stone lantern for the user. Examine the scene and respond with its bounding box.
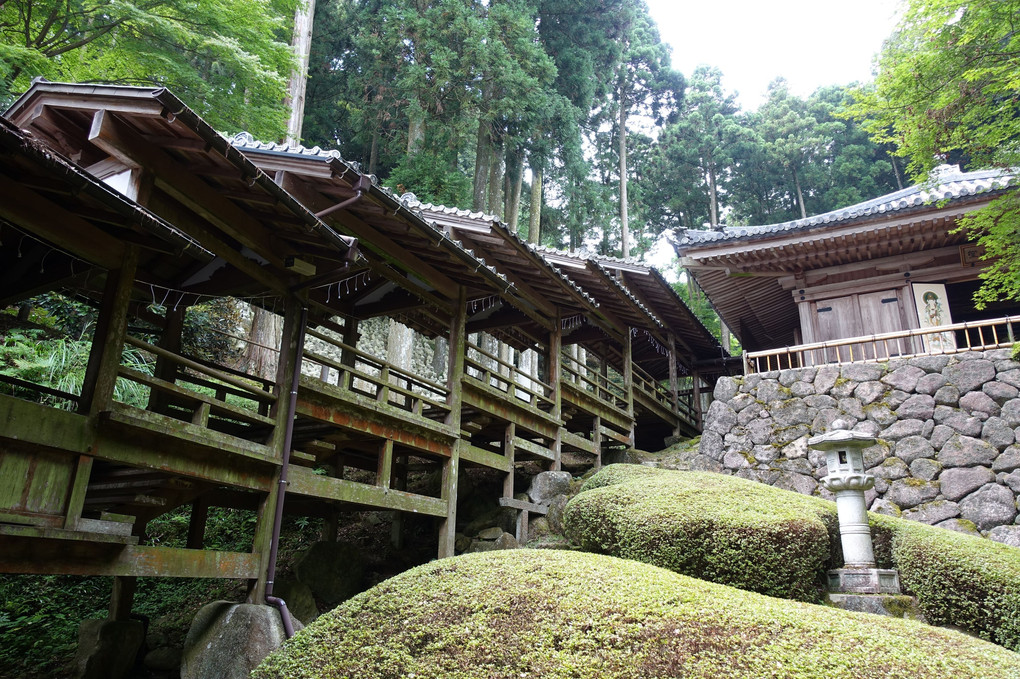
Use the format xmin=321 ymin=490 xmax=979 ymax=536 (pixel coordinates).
xmin=808 ymin=421 xmax=900 ymax=595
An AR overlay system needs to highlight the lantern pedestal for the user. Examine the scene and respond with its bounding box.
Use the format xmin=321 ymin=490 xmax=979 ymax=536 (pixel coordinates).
xmin=827 ymin=567 xmax=901 ymax=594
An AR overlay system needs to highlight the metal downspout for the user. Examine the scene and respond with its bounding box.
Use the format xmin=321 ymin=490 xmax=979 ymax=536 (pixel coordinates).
xmin=265 ymin=304 xmax=308 ymax=639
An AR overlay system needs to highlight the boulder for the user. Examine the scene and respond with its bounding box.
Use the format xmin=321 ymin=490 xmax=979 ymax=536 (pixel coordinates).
xmin=983 ymin=417 xmax=1015 ymax=450
xmin=933 ymin=385 xmax=961 ymax=406
xmin=939 ymin=466 xmax=995 ymax=502
xmin=780 ymin=367 xmax=815 ymax=386
xmin=699 ymin=430 xmax=725 ymax=461
xmin=983 ymin=380 xmax=1019 ymax=404
xmin=713 ymin=377 xmax=739 ymax=402
xmin=294 ymin=541 xmax=364 ymax=605
xmin=527 ymin=471 xmax=573 ymax=504
xmin=902 ymin=499 xmax=961 ymax=525
xmin=878 ymin=419 xmax=925 ymax=441
xmin=854 ymin=381 xmax=886 ymax=406
xmin=930 ymin=424 xmax=955 ymax=450
xmin=272 ymin=578 xmax=318 ymax=626
xmin=705 ymin=400 xmax=738 ymax=434
xmin=143 ymin=646 xmax=182 ymax=673
xmin=493 ymin=532 xmax=520 ymax=550
xmin=893 ymin=436 xmax=935 ymax=464
xmin=938 ymin=434 xmax=998 ymax=468
xmin=997 ymin=369 xmax=1020 ymax=390
xmin=865 ymin=404 xmax=897 ymax=427
xmin=1002 ymin=399 xmax=1020 ymax=428
xmin=885 ymin=478 xmax=940 ymax=509
xmin=959 ymin=483 xmax=1018 ymax=531
xmin=869 ymin=498 xmax=901 ymax=516
xmin=934 ymin=518 xmax=981 ymax=536
xmin=813 ymin=366 xmax=841 ymax=394
xmin=181 ymin=602 xmax=288 ymax=679
xmin=987 ymin=525 xmax=1020 ymax=548
xmin=895 ymin=394 xmax=935 ymax=420
xmin=993 ymin=445 xmax=1020 ymax=473
xmin=909 ymin=458 xmax=942 ymax=482
xmin=958 ymin=391 xmax=1000 ymax=417
xmin=871 ymin=457 xmax=908 ymax=481
xmin=881 ymin=365 xmax=925 ymax=392
xmin=909 ymin=355 xmax=951 ymax=373
xmin=772 ymin=399 xmax=812 ymax=426
xmin=943 ymin=359 xmax=996 ymax=393
xmin=74 ymin=619 xmax=144 ymax=679
xmin=841 ymin=362 xmax=884 ymax=382
xmin=773 ymin=472 xmax=817 ymax=496
xmin=915 ymin=373 xmax=947 ymax=395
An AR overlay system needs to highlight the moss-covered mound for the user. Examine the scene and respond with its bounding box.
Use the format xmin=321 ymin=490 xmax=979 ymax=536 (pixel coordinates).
xmin=565 ymin=465 xmax=837 ymax=601
xmin=565 ymin=464 xmax=1020 ymax=651
xmin=253 ymin=550 xmax=1020 ymax=679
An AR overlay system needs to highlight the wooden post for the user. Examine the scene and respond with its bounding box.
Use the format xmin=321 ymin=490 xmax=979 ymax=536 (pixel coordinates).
xmin=623 ymin=328 xmax=635 ymax=447
xmin=79 ymin=247 xmax=139 ymax=415
xmin=668 ymin=332 xmax=680 ymax=436
xmin=691 ymin=371 xmax=704 ymax=431
xmin=249 ymin=297 xmax=303 ymax=602
xmin=147 ymin=306 xmax=186 ymax=414
xmin=390 ymin=455 xmax=407 ymax=549
xmin=549 ymin=314 xmax=562 ymax=471
xmin=592 ymin=415 xmax=602 ymax=470
xmin=63 ymin=455 xmax=94 ymax=530
xmin=108 ymin=576 xmax=136 ymax=621
xmin=439 ymin=287 xmax=467 ymax=558
xmin=503 ymin=422 xmax=516 ymax=499
xmin=187 ymin=498 xmax=209 ymax=550
xmin=377 ymin=439 xmax=394 ymax=490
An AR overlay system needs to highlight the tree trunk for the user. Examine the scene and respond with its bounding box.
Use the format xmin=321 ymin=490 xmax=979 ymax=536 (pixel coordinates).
xmin=284 ymin=0 xmax=317 ymax=145
xmin=472 ymin=120 xmax=490 ymax=212
xmin=890 ymin=153 xmax=904 ymax=190
xmin=618 ymin=98 xmax=630 ymax=258
xmin=487 ymin=136 xmax=503 ymax=218
xmin=707 ymin=163 xmax=719 ymax=227
xmin=792 ymin=166 xmax=807 ymax=219
xmin=506 ymin=152 xmax=524 ymax=232
xmin=368 ymin=120 xmax=380 ymax=176
xmin=241 ymin=306 xmax=283 ymax=381
xmin=407 ymin=106 xmax=425 ymax=154
xmin=528 ymin=165 xmax=542 ymax=244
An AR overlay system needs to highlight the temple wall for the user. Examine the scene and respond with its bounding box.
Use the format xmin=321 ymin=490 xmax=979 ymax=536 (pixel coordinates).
xmin=697 ymin=349 xmax=1020 ymax=544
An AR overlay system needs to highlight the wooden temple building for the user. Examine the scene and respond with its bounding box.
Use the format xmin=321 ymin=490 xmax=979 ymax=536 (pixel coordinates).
xmin=675 ymin=167 xmax=1020 ymax=373
xmin=0 ymin=81 xmax=729 ymax=620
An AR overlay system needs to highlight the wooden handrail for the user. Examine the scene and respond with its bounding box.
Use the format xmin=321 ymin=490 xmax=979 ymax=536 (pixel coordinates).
xmin=305 ymin=327 xmax=448 ymax=393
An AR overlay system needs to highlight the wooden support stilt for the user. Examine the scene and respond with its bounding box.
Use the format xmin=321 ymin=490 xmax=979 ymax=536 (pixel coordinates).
xmin=502 ymin=422 xmax=516 ymax=499
xmin=187 ymin=498 xmax=209 ymax=550
xmin=623 ymin=327 xmax=635 ymax=447
xmin=108 ymin=576 xmax=137 ymax=621
xmin=439 ymin=287 xmax=467 ymax=559
xmin=549 ymin=313 xmax=562 ymax=471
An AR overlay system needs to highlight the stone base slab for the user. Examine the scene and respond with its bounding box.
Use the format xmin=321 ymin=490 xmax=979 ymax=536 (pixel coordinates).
xmin=827 ymin=593 xmax=926 ymax=621
xmin=828 ymin=567 xmax=901 ymax=594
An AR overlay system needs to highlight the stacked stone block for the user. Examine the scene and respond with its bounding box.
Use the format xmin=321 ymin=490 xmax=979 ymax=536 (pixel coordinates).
xmin=697 ymin=349 xmax=1020 ymax=546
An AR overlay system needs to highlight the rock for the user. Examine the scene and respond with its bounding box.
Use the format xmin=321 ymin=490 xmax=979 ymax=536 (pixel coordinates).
xmin=994 ymin=445 xmax=1020 ymax=473
xmin=872 ymin=457 xmax=909 ymax=481
xmin=902 ymin=500 xmax=961 ymax=525
xmin=944 ymin=359 xmax=996 ymax=393
xmin=699 ymin=431 xmax=725 ymax=461
xmin=143 ymin=646 xmax=182 ymax=673
xmin=879 ymin=419 xmax=925 ymax=441
xmin=882 ymin=366 xmax=925 ymax=392
xmin=812 ymin=407 xmax=845 ymax=434
xmin=455 ymin=533 xmax=472 ymax=553
xmin=527 ymin=471 xmax=573 ymax=504
xmin=722 ymin=450 xmax=752 ymax=469
xmin=854 ymin=381 xmax=886 ymax=406
xmin=959 ymin=391 xmax=1000 ymax=417
xmin=713 ymin=377 xmax=739 ymax=402
xmin=730 ymin=392 xmax=758 ymax=412
xmin=983 ymin=417 xmax=1015 ymax=450
xmin=294 ymin=542 xmax=364 ymax=605
xmin=790 ymin=381 xmax=815 ymax=397
xmin=937 ymin=409 xmax=984 ymax=437
xmin=984 ymin=381 xmax=1019 ymax=404
xmin=895 ymin=394 xmax=935 ymax=420
xmin=74 ymin=619 xmax=145 ymax=679
xmin=546 ymin=494 xmax=569 ymax=534
xmin=752 ymin=444 xmax=779 ymax=463
xmin=493 ymin=532 xmax=520 ymax=550
xmin=814 ymin=366 xmax=840 ymax=394
xmin=477 ymin=526 xmax=504 ymax=540
xmin=774 ymin=424 xmax=811 ymax=446
xmin=869 ymin=498 xmax=901 ymax=516
xmin=915 ymin=373 xmax=947 ymax=395
xmin=1002 ymin=470 xmax=1020 ymax=494
xmin=739 ymin=374 xmax=762 ymax=393
xmin=272 ymin=578 xmax=318 ymax=626
xmin=910 ymin=355 xmax=952 ymax=373
xmin=892 ymin=436 xmax=934 ymax=464
xmin=939 ymin=467 xmax=995 ymax=501
xmin=842 ymin=363 xmax=885 ymax=382
xmin=934 ymin=385 xmax=961 ymax=406
xmin=705 ymin=400 xmax=737 ymax=434
xmin=865 ymin=404 xmax=897 ymax=427
xmin=938 ymin=434 xmax=998 ymax=468
xmin=468 ymin=539 xmax=496 ymax=553
xmin=997 ymin=369 xmax=1020 ymax=390
xmin=934 ymin=518 xmax=981 ymax=536
xmin=863 ymin=442 xmax=890 ymax=470
xmin=805 ymin=394 xmax=838 ymax=409
xmin=885 ymin=478 xmax=940 ymax=509
xmin=838 ymin=397 xmax=866 ymax=420
xmin=910 ymin=458 xmax=942 ymax=481
xmin=930 ymin=424 xmax=954 ymax=450
xmin=737 ymin=401 xmax=765 ymax=425
xmin=773 ymin=472 xmax=817 ymax=496
xmin=1002 ymin=400 xmax=1020 ymax=428
xmin=181 ymin=602 xmax=287 ymax=679
xmin=987 ymin=525 xmax=1020 ymax=548
xmin=747 ymin=418 xmax=774 ymax=445
xmin=772 ymin=399 xmax=812 ymax=426
xmin=690 ymin=455 xmax=724 ymax=473
xmin=780 ymin=436 xmax=809 ymax=460
xmin=854 ymin=420 xmax=881 ymax=436
xmin=959 ymin=483 xmax=1018 ymax=531
xmin=780 ymin=367 xmax=815 ymax=386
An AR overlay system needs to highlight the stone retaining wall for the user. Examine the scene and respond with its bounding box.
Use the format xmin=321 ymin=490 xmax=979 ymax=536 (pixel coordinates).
xmin=696 ymin=349 xmax=1020 ymax=545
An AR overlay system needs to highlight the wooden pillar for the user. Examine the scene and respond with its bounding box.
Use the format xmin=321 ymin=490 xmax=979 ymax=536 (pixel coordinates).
xmin=390 ymin=455 xmax=407 ymax=550
xmin=623 ymin=328 xmax=635 ymax=447
xmin=147 ymin=306 xmax=186 ymax=413
xmin=667 ymin=332 xmax=680 ymax=437
xmin=592 ymin=415 xmax=602 ymax=470
xmin=187 ymin=498 xmax=209 ymax=549
xmin=503 ymin=422 xmax=516 ymax=499
xmin=377 ymin=440 xmax=394 ymax=489
xmin=79 ymin=247 xmax=139 ymax=415
xmin=63 ymin=455 xmax=94 ymax=530
xmin=108 ymin=576 xmax=136 ymax=621
xmin=439 ymin=287 xmax=467 ymax=558
xmin=249 ymin=297 xmax=303 ymax=603
xmin=691 ymin=371 xmax=704 ymax=431
xmin=548 ymin=313 xmax=563 ymax=471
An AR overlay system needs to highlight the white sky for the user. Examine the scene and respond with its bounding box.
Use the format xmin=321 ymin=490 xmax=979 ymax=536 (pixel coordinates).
xmin=644 ymin=0 xmax=903 ymax=110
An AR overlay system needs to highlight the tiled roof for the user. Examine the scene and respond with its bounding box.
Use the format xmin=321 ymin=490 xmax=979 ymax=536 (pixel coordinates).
xmin=679 ymin=166 xmax=1014 ymax=247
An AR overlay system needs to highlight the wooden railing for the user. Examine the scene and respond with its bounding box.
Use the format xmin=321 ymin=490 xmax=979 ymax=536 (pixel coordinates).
xmin=303 ymin=327 xmax=450 ymax=420
xmin=119 ymin=335 xmax=277 ymax=429
xmin=560 ymin=351 xmax=628 ymax=412
xmin=464 ymin=340 xmax=553 ymax=410
xmin=631 ymin=363 xmax=700 ymax=427
xmin=744 ymin=315 xmax=1020 ymax=374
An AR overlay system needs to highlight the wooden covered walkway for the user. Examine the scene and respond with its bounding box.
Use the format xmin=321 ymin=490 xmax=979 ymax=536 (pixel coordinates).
xmin=0 ymin=83 xmax=730 ymax=607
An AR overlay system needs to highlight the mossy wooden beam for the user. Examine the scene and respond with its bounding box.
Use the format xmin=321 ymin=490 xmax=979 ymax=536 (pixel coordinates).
xmin=287 ymin=467 xmax=446 ymax=517
xmin=461 ymin=443 xmax=512 ymax=473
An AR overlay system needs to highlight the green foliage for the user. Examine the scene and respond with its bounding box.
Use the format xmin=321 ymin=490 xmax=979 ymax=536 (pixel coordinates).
xmin=850 ymin=0 xmax=1020 ymax=306
xmin=252 ymin=549 xmax=1020 ymax=679
xmin=0 ymin=0 xmax=299 ymax=138
xmin=181 ymin=297 xmax=244 ymax=365
xmin=384 ymin=151 xmax=472 ymax=209
xmin=565 ymin=466 xmax=832 ymax=601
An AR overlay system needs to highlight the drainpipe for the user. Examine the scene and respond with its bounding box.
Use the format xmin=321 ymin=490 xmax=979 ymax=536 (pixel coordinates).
xmin=315 ymin=175 xmax=372 ymax=220
xmin=264 ymin=305 xmax=308 ymax=639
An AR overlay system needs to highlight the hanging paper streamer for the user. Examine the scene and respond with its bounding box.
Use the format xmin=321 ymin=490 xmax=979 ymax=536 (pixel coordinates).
xmin=318 ymin=270 xmax=372 ymax=300
xmin=561 ymin=314 xmax=584 ymax=331
xmin=469 ymin=295 xmax=500 ymax=313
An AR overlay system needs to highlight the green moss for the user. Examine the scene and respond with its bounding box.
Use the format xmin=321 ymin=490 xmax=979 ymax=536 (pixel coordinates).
xmin=253 ymin=550 xmax=1020 ymax=679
